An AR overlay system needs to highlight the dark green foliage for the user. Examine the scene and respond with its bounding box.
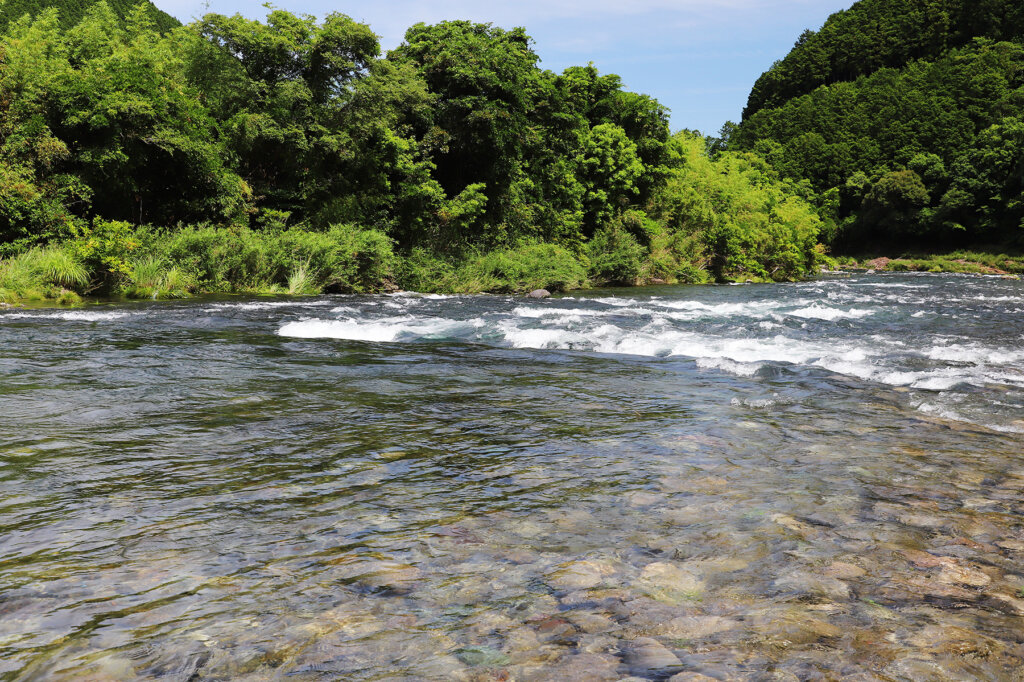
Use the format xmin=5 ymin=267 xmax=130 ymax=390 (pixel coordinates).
xmin=587 ymin=222 xmax=646 ymax=285
xmin=655 ymin=134 xmax=824 ymax=282
xmin=744 ymin=0 xmax=1024 ymax=119
xmin=0 ymin=6 xmax=824 ymax=299
xmin=736 ymin=0 xmax=1024 ymax=250
xmin=456 ymin=243 xmax=588 ymax=293
xmin=0 ymin=0 xmax=178 ymax=32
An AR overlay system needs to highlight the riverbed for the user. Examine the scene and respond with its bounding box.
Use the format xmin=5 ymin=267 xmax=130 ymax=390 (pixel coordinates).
xmin=2 ymin=273 xmax=1023 ymax=680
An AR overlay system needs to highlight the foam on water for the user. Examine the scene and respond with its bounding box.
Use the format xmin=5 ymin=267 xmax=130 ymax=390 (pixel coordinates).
xmin=271 ymin=274 xmax=1024 ymax=431
xmin=279 ymin=315 xmax=485 ymax=342
xmin=2 ymin=310 xmax=135 ymax=322
xmin=788 ymin=305 xmax=876 ymax=321
xmin=850 ymin=282 xmax=929 ymax=289
xmin=698 ymin=357 xmax=765 ymax=377
xmin=925 ymin=343 xmax=1024 ymax=365
xmin=207 ymin=300 xmax=340 ymax=312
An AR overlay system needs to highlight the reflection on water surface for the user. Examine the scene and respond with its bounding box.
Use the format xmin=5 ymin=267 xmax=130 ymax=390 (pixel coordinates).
xmin=1 ymin=274 xmax=1023 ymax=680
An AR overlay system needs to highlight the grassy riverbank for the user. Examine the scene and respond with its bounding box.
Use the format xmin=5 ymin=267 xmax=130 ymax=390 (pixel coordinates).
xmin=834 ymin=251 xmax=1024 ymax=276
xmin=0 ymin=222 xmax=705 ymax=307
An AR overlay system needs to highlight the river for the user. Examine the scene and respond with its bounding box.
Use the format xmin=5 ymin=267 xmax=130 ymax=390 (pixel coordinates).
xmin=1 ymin=273 xmax=1023 ymax=680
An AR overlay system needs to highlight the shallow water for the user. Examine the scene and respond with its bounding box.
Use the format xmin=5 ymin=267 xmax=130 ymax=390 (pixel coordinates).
xmin=2 ymin=273 xmax=1024 ymax=680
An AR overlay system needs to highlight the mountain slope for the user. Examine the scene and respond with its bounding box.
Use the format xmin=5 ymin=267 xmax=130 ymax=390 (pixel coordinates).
xmin=0 ymin=0 xmax=179 ymax=32
xmin=734 ymin=0 xmax=1024 ymax=250
xmin=744 ymin=0 xmax=1024 ymax=120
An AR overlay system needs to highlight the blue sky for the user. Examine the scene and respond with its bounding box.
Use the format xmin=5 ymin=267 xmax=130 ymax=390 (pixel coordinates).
xmin=158 ymin=0 xmax=853 ymax=134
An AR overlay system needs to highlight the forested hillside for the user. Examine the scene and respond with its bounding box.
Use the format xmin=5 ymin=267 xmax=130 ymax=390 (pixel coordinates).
xmin=735 ymin=0 xmax=1024 ymax=251
xmin=744 ymin=0 xmax=1024 ymax=119
xmin=0 ymin=0 xmax=178 ymax=31
xmin=0 ymin=2 xmax=824 ymax=303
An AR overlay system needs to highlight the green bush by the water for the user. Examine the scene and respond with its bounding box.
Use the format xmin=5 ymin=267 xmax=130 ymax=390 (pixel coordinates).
xmin=0 ymin=247 xmax=88 ymax=303
xmin=845 ymin=251 xmax=1024 ymax=275
xmin=153 ymin=224 xmax=397 ymax=295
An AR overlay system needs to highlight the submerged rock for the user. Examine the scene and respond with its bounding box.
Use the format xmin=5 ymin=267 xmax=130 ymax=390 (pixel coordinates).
xmin=655 ymin=615 xmax=741 ymax=639
xmin=455 ymin=646 xmax=511 ymax=667
xmin=901 ymin=550 xmax=993 ymax=587
xmin=546 ymin=560 xmax=616 ymax=590
xmin=937 ymin=562 xmax=992 ymax=588
xmin=824 ymin=561 xmax=867 ymax=579
xmin=758 ymin=612 xmax=843 ymax=646
xmin=773 ymin=570 xmax=851 ymax=601
xmin=988 ymin=591 xmax=1024 ymax=615
xmin=635 ymin=562 xmax=704 ymax=604
xmin=545 ymin=652 xmax=621 ymax=681
xmin=567 ymin=610 xmax=617 ymax=634
xmin=624 ymin=637 xmax=682 ymax=675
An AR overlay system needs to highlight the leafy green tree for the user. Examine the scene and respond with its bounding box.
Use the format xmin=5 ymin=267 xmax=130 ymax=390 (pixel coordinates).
xmin=186 ymin=9 xmax=379 ymax=222
xmin=0 ymin=9 xmax=81 ymax=250
xmin=53 ymin=4 xmax=248 ymax=225
xmin=744 ymin=0 xmax=1024 ymax=119
xmin=577 ymin=123 xmax=644 ymax=231
xmin=940 ymin=117 xmax=1024 ymax=242
xmin=388 ymin=21 xmax=542 ymax=243
xmin=654 ymin=133 xmax=822 ymax=282
xmin=861 ymin=169 xmax=930 ymax=237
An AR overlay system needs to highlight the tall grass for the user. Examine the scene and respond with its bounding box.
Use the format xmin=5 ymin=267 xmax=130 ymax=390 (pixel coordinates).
xmin=2 ymin=219 xmax=718 ymax=305
xmin=286 ymin=261 xmax=318 ymax=295
xmin=0 ymin=247 xmax=89 ymax=304
xmin=123 ymin=257 xmax=196 ymax=299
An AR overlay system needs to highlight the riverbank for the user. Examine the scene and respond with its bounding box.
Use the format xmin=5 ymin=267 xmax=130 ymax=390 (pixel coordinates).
xmin=5 ymin=220 xmax=816 ymax=308
xmin=834 ymin=251 xmax=1024 ymax=276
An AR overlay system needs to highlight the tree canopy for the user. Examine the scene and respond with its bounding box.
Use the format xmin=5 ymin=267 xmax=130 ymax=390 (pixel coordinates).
xmin=0 ymin=2 xmax=824 ymax=299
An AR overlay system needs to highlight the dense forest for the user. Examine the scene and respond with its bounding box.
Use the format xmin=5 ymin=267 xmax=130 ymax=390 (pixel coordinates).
xmin=0 ymin=1 xmax=824 ymax=302
xmin=6 ymin=0 xmax=1022 ymax=304
xmin=734 ymin=0 xmax=1024 ymax=251
xmin=0 ymin=0 xmax=177 ymax=31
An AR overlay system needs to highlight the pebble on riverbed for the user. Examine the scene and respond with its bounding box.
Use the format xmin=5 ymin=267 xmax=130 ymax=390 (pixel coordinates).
xmin=624 ymin=637 xmax=683 ymax=675
xmin=545 ymin=560 xmax=617 ymax=591
xmin=635 ymin=562 xmax=704 ymax=604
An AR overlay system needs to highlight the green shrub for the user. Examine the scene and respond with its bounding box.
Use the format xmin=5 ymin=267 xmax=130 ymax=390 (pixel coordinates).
xmin=286 ymin=261 xmax=318 ymax=295
xmin=123 ymin=257 xmax=196 ymax=299
xmin=457 ymin=243 xmax=587 ymax=293
xmin=160 ymin=225 xmax=273 ymax=291
xmin=644 ymin=228 xmax=710 ymax=284
xmin=395 ymin=248 xmax=457 ymax=293
xmin=271 ymin=224 xmax=396 ymax=293
xmin=587 ymin=223 xmax=645 ymax=285
xmin=154 ymin=224 xmax=395 ymax=294
xmin=21 ymin=247 xmax=89 ymax=289
xmin=55 ymin=289 xmax=82 ymax=306
xmin=71 ymin=220 xmax=142 ymax=290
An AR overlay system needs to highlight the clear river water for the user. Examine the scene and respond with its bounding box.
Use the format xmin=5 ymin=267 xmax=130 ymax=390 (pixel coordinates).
xmin=1 ymin=273 xmax=1024 ymax=680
